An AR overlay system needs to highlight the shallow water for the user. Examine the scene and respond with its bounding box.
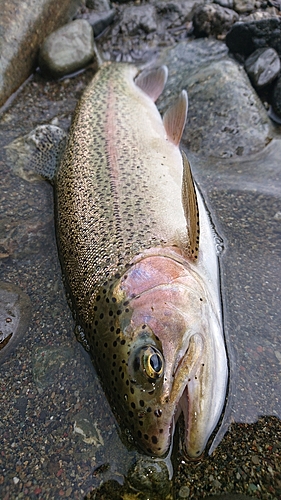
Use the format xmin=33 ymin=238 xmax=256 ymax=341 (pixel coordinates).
xmin=0 ymin=69 xmax=280 ymax=499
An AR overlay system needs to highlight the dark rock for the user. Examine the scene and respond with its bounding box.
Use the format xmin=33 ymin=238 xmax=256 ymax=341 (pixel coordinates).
xmin=272 ymin=74 xmax=281 ymax=117
xmin=193 ymin=3 xmax=238 ymax=37
xmin=245 ymin=47 xmax=280 ymax=88
xmin=39 ymin=20 xmax=96 ymax=79
xmin=0 ymin=0 xmax=81 ymax=107
xmin=86 ymin=0 xmax=111 ymax=10
xmin=120 ymin=5 xmax=157 ymax=36
xmin=225 ymin=18 xmax=281 ymax=57
xmin=75 ymin=9 xmax=116 ymax=37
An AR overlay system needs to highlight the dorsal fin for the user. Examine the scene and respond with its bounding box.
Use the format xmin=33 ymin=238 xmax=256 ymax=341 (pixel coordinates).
xmin=181 ymin=150 xmax=200 ymax=261
xmin=163 ymin=90 xmax=188 ymax=146
xmin=135 ymin=66 xmax=168 ymax=102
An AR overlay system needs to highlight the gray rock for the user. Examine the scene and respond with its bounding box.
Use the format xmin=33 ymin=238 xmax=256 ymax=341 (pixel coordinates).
xmin=225 ymin=18 xmax=281 ymax=57
xmin=155 ymin=1 xmax=190 ymax=29
xmin=245 ymin=47 xmax=280 ymax=88
xmin=272 ymin=74 xmax=281 ymax=118
xmin=76 ymin=9 xmax=116 ymax=37
xmin=0 ymin=0 xmax=81 ymax=107
xmin=233 ymin=0 xmax=256 ymax=13
xmin=0 ymin=281 xmax=31 ymax=363
xmin=156 ymin=39 xmax=273 ymax=158
xmin=86 ymin=0 xmax=111 ymax=10
xmin=214 ymin=0 xmax=234 ymax=8
xmin=120 ymin=5 xmax=157 ymax=36
xmin=39 ymin=19 xmax=96 ymax=79
xmin=192 ymin=3 xmax=238 ymax=37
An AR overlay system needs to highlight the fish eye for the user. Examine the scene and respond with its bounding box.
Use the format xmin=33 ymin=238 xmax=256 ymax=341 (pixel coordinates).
xmin=142 ymin=346 xmax=164 ymax=380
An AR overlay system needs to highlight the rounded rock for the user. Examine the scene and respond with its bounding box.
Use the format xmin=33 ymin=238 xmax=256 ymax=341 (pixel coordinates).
xmin=121 ymin=5 xmax=157 ymax=36
xmin=193 ymin=3 xmax=238 ymax=37
xmin=226 ymin=18 xmax=281 ymax=57
xmin=39 ymin=19 xmax=95 ymax=79
xmin=245 ymin=47 xmax=281 ymax=88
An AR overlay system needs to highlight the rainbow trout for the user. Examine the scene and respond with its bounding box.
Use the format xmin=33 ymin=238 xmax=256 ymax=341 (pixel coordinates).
xmin=53 ymin=62 xmax=228 ymax=458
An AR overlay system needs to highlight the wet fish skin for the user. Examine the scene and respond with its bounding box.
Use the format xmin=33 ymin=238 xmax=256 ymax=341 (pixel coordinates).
xmin=55 ymin=62 xmax=228 ymax=458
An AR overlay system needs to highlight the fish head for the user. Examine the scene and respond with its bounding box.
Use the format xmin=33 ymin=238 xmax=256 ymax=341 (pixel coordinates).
xmin=90 ymin=247 xmax=223 ymax=458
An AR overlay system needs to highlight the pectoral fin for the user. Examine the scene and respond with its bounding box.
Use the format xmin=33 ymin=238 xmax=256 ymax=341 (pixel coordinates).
xmin=181 ymin=151 xmax=200 ymax=261
xmin=163 ymin=90 xmax=188 ymax=146
xmin=135 ymin=66 xmax=168 ymax=102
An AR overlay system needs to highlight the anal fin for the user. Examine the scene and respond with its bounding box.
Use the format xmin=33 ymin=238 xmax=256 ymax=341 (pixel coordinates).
xmin=163 ymin=90 xmax=188 ymax=146
xmin=134 ymin=66 xmax=168 ymax=102
xmin=181 ymin=151 xmax=200 ymax=261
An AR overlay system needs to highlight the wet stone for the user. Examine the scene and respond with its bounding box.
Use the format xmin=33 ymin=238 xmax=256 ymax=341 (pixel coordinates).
xmin=120 ymin=5 xmax=157 ymax=36
xmin=225 ymin=18 xmax=281 ymax=57
xmin=39 ymin=19 xmax=96 ymax=79
xmin=244 ymin=47 xmax=281 ymax=88
xmin=156 ymin=39 xmax=273 ymax=158
xmin=0 ymin=281 xmax=31 ymax=362
xmin=192 ymin=3 xmax=238 ymax=37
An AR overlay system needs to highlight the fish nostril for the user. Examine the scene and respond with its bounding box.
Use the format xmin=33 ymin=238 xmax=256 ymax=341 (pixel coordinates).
xmin=154 ymin=409 xmax=162 ymax=417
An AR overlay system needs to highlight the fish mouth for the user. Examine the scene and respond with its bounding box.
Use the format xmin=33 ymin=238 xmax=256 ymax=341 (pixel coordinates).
xmin=168 ymin=332 xmax=205 ymax=458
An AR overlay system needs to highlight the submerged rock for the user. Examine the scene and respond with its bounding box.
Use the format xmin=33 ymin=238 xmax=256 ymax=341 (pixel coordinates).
xmin=39 ymin=19 xmax=96 ymax=79
xmin=245 ymin=47 xmax=280 ymax=88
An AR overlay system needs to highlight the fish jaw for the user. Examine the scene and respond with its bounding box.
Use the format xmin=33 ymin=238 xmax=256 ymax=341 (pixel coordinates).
xmin=92 ymin=246 xmax=227 ymax=457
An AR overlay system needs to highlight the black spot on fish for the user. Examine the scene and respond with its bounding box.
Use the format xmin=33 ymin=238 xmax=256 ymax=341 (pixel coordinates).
xmin=144 ymin=434 xmax=149 ymax=440
xmin=139 ymin=400 xmax=144 ymax=407
xmin=147 ymin=407 xmax=152 ymax=413
xmin=137 ymin=430 xmax=142 ymax=438
xmin=152 ymin=436 xmax=158 ymax=444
